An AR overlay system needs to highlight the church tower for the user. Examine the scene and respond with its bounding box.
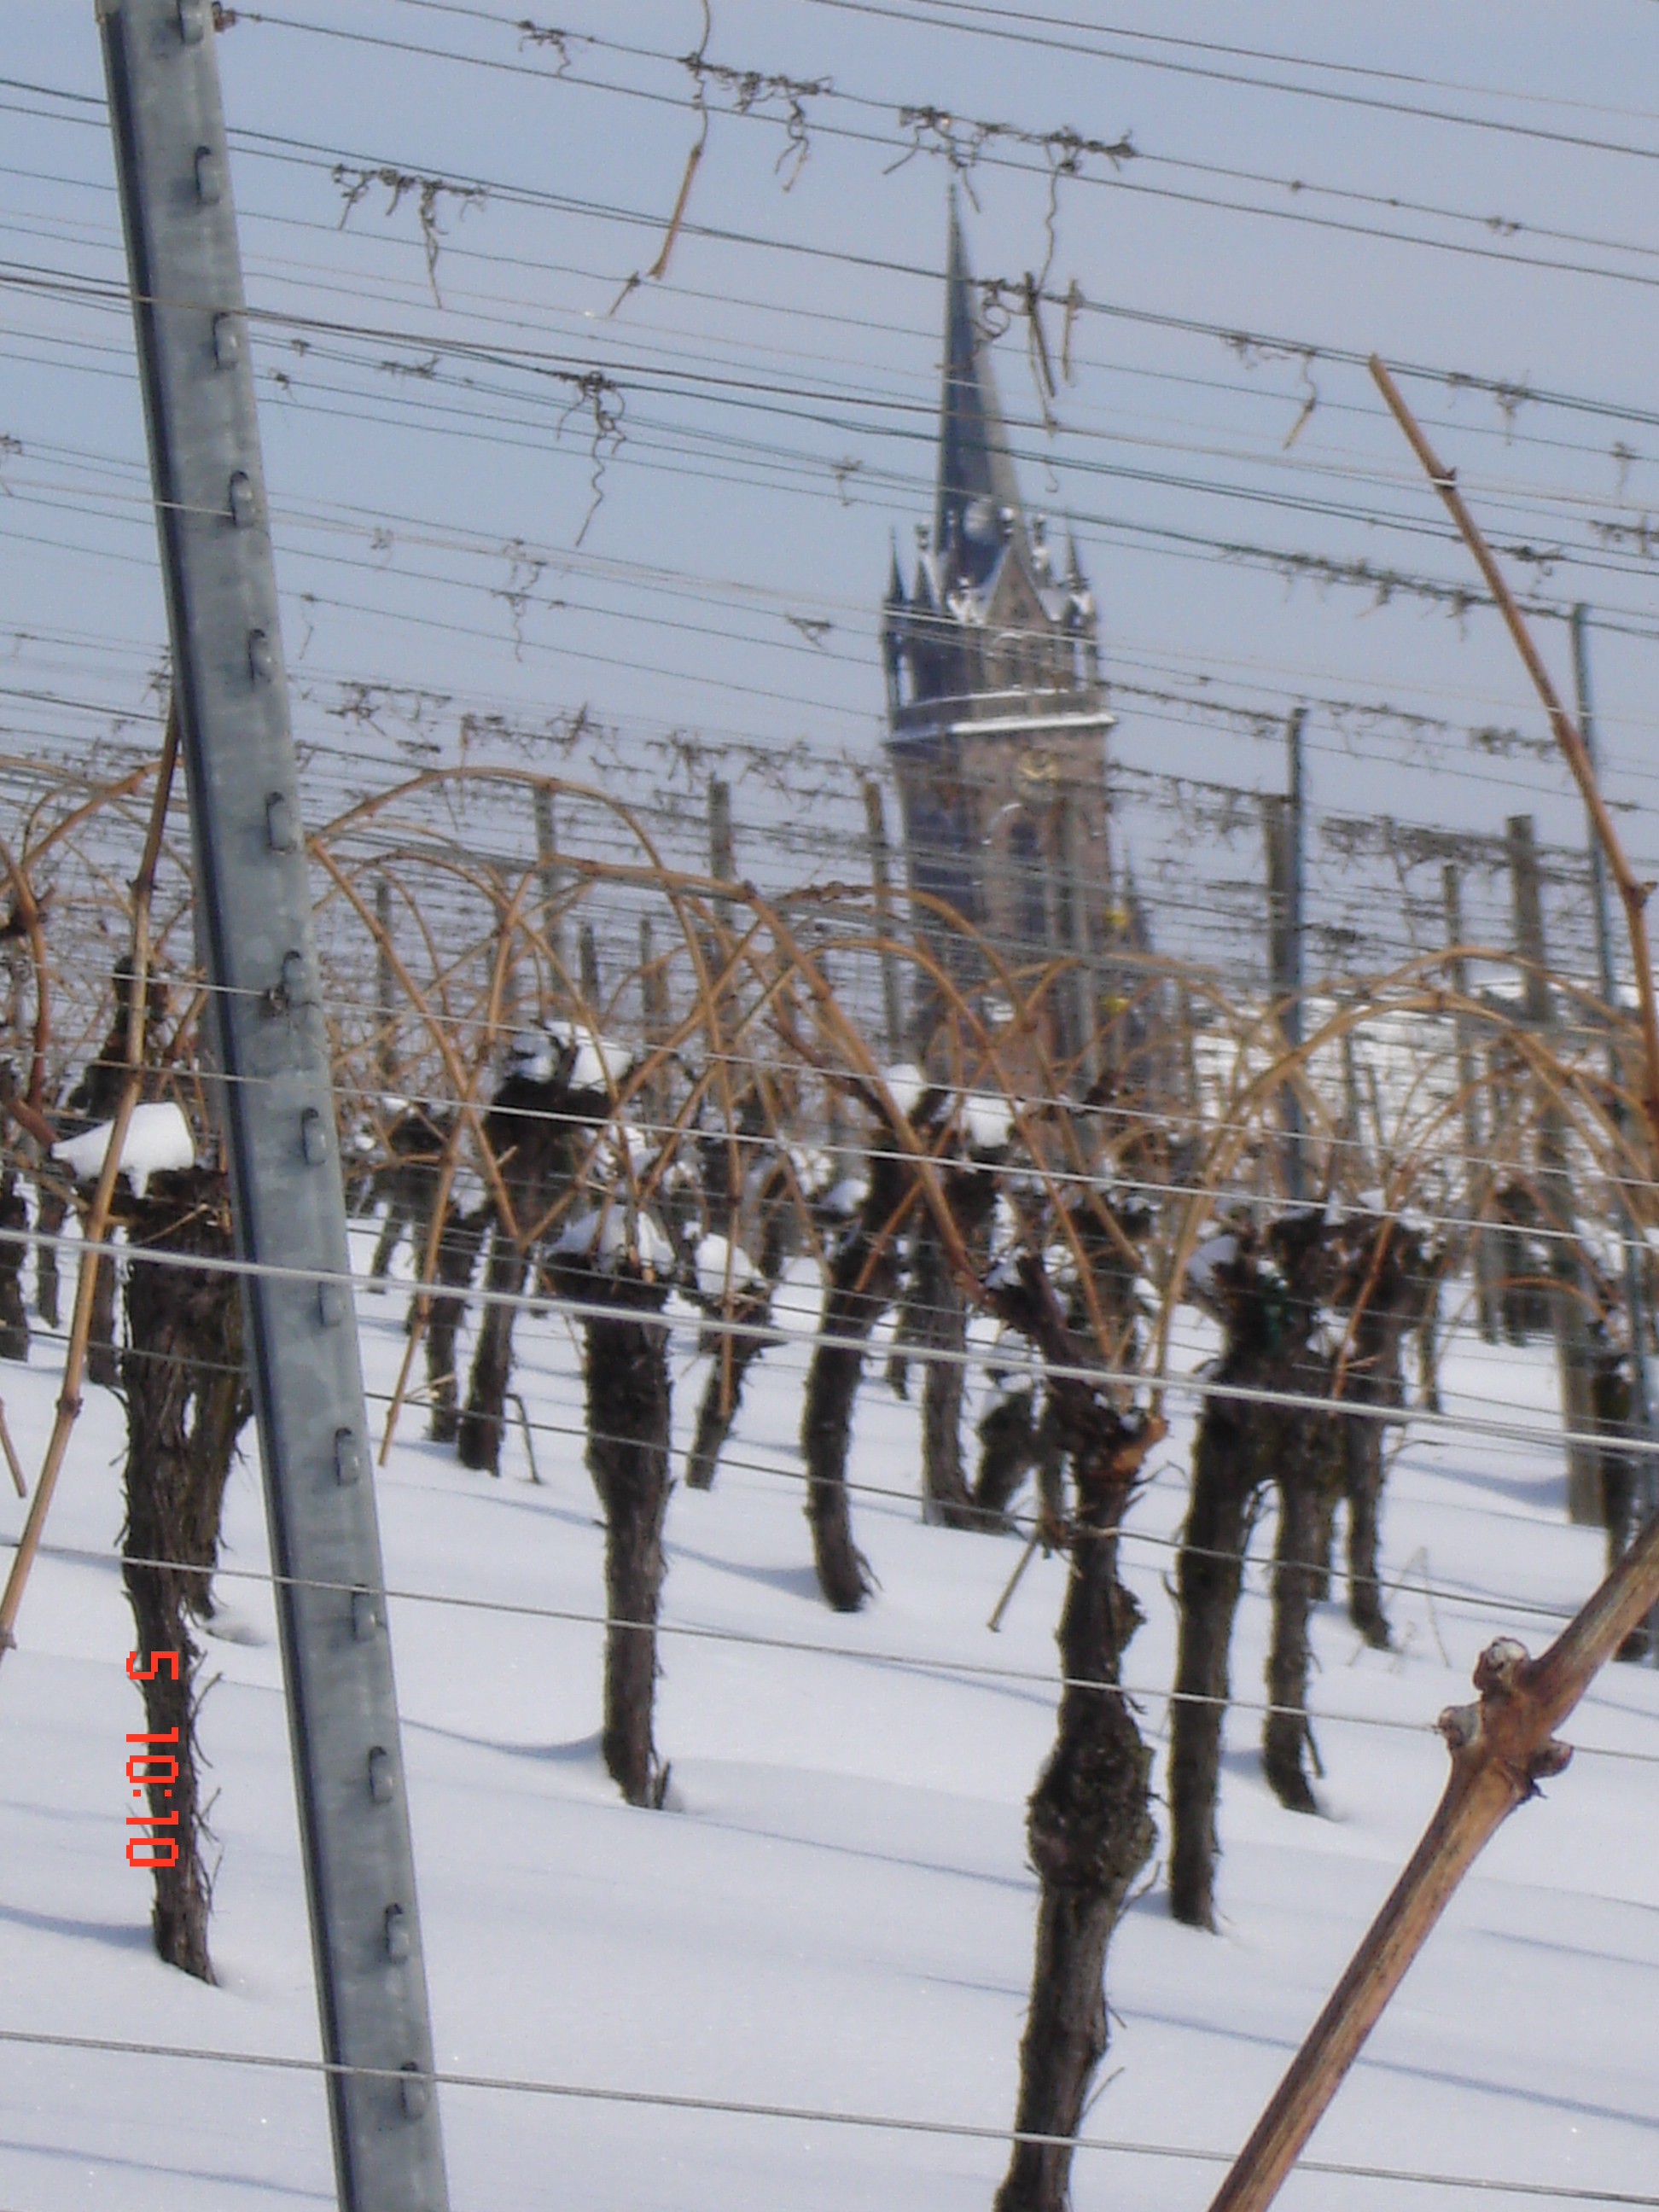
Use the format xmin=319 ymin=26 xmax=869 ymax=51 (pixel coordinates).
xmin=882 ymin=201 xmax=1116 ymax=1077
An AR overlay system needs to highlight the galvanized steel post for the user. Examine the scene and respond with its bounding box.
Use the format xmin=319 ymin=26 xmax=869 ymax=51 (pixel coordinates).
xmin=1266 ymin=707 xmax=1307 ymax=1202
xmin=95 ymin=3 xmax=451 ymax=2203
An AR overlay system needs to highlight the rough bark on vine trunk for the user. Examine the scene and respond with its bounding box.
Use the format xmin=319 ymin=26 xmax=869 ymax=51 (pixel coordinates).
xmin=1172 ymin=1213 xmax=1348 ymax=1925
xmin=685 ymin=1293 xmax=771 ymax=1491
xmin=122 ymin=1574 xmax=212 ymax=1977
xmin=686 ymin=1150 xmax=791 ymax=1493
xmin=1335 ymin=1223 xmax=1432 ymax=1652
xmin=800 ymin=1146 xmax=910 ymax=1611
xmin=995 ymin=1492 xmax=1153 ymax=2211
xmin=1591 ymin=1333 xmax=1650 ymax=1662
xmin=550 ymin=1252 xmax=673 ymax=1806
xmin=459 ymin=1063 xmax=599 ymax=1470
xmin=33 ymin=1179 xmax=66 ymax=1328
xmin=801 ymin=1318 xmax=880 ymax=1610
xmin=986 ymin=1260 xmax=1159 ymax=2212
xmin=975 ymin=1377 xmax=1068 ymax=1535
xmin=1168 ymin=1411 xmax=1261 ymax=1930
xmin=86 ymin=1252 xmax=119 ymax=1388
xmin=974 ymin=1385 xmax=1040 ymax=1528
xmin=0 ymin=1169 xmax=29 ymax=1361
xmin=457 ymin=1230 xmax=529 ymax=1472
xmin=906 ymin=1153 xmax=1004 ymax=1528
xmin=1262 ymin=1417 xmax=1342 ymax=1813
xmin=370 ymin=1103 xmax=453 ymax=1282
xmin=67 ymin=961 xmax=169 ymax=1391
xmin=424 ymin=1203 xmax=487 ymax=1446
xmin=119 ymin=1168 xmax=252 ymax=1979
xmin=912 ymin=1225 xmax=978 ymax=1527
xmin=1342 ymin=1408 xmax=1391 ymax=1650
xmin=882 ymin=1281 xmax=924 ymax=1400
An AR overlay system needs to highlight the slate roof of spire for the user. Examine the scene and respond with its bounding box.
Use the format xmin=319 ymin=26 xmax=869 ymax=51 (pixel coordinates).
xmin=934 ymin=193 xmax=1023 ymax=590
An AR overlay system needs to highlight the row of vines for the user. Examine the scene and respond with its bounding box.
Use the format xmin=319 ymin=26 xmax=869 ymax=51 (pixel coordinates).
xmin=0 ymin=742 xmax=1650 ymax=2209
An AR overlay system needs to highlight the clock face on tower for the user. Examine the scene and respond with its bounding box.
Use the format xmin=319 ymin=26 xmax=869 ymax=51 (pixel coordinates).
xmin=963 ymin=495 xmax=1001 ymax=545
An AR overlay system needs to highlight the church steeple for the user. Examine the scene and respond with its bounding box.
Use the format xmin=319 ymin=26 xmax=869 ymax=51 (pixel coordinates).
xmin=876 ymin=199 xmax=1123 ymax=1079
xmin=884 ymin=206 xmax=1108 ymax=719
xmin=879 ymin=196 xmax=1117 ymax=1084
xmin=935 ymin=191 xmax=1023 ymax=589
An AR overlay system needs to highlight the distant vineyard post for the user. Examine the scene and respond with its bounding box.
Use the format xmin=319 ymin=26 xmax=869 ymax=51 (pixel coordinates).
xmin=1506 ymin=811 xmax=1601 ymax=1522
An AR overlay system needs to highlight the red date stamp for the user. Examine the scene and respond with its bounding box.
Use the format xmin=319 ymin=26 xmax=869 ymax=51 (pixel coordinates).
xmin=125 ymin=1648 xmax=181 ymax=1871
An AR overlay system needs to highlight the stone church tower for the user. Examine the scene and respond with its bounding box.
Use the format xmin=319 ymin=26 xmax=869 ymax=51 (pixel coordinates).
xmin=882 ymin=201 xmax=1117 ymax=1078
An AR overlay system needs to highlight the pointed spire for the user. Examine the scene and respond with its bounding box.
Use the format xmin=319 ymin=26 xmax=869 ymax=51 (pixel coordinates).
xmin=885 ymin=530 xmax=905 ymax=608
xmin=935 ymin=192 xmax=1022 ymax=587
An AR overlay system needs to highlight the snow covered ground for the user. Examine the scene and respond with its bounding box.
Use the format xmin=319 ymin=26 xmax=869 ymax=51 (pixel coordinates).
xmin=0 ymin=1233 xmax=1654 ymax=2209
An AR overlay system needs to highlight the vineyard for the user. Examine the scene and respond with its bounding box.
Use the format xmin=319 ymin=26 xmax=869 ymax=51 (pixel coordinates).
xmin=3 ymin=2 xmax=1658 ymax=2209
xmin=0 ymin=707 xmax=1651 ymax=2203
